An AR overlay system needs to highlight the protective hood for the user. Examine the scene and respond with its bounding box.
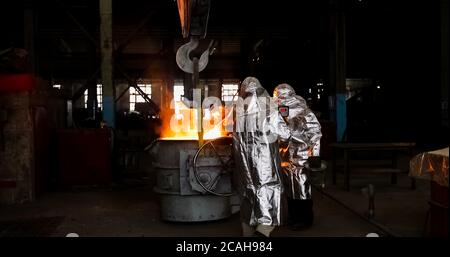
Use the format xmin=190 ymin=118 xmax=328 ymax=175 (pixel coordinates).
xmin=273 ymin=83 xmax=309 ymax=119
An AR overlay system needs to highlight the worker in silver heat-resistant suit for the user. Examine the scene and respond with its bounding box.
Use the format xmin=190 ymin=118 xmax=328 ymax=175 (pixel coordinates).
xmin=232 ymin=77 xmax=291 ymax=237
xmin=273 ymin=83 xmax=322 ymax=231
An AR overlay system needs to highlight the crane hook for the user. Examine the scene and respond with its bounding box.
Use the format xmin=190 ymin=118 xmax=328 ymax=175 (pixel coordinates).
xmin=176 ymin=37 xmax=213 ymax=74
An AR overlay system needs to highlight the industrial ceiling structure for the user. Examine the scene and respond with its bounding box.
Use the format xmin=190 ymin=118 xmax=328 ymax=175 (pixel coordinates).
xmin=0 ymin=0 xmax=446 ymax=141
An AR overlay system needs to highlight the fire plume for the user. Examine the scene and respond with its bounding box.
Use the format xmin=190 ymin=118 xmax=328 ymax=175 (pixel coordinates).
xmin=159 ymin=101 xmax=228 ymax=140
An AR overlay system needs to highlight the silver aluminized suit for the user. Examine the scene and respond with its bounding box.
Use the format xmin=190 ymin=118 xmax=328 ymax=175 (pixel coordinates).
xmin=273 ymin=84 xmax=322 ymax=200
xmin=232 ymin=77 xmax=291 ymax=227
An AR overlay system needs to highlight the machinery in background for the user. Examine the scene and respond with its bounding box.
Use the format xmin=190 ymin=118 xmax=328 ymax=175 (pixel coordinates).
xmin=114 ymin=110 xmax=161 ymax=178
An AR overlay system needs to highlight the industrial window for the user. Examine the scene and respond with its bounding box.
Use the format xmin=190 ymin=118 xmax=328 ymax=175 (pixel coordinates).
xmin=84 ymin=84 xmax=103 ymax=109
xmin=129 ymin=84 xmax=152 ymax=111
xmin=221 ymin=83 xmax=239 ymax=102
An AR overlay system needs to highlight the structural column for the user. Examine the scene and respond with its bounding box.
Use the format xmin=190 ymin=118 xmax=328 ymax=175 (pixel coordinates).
xmin=328 ymin=0 xmax=347 ymax=142
xmin=100 ymin=0 xmax=115 ymax=128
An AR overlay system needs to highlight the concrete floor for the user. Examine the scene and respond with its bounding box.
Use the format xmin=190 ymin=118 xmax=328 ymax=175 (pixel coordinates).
xmin=1 ymin=175 xmax=427 ymax=237
xmin=0 ymin=155 xmax=430 ymax=237
xmin=324 ymin=171 xmax=430 ymax=237
xmin=325 ymin=153 xmax=431 ymax=237
xmin=0 ymin=183 xmax=385 ymax=237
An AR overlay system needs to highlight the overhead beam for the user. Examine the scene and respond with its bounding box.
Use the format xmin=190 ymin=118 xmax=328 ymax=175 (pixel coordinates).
xmin=115 ymin=10 xmax=156 ymax=53
xmin=55 ymin=0 xmax=98 ymax=46
xmin=54 ymin=0 xmax=159 ymax=117
xmin=114 ymin=84 xmax=131 ymax=103
xmin=71 ymin=69 xmax=100 ymax=101
xmin=115 ymin=63 xmax=160 ymax=114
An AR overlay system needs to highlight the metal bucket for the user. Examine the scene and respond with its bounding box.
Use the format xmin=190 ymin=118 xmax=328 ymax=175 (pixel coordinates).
xmin=149 ymin=138 xmax=235 ymax=222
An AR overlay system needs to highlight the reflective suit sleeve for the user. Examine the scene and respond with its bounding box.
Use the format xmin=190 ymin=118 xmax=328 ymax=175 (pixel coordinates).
xmin=303 ymin=112 xmax=322 ymax=157
xmin=276 ymin=112 xmax=291 ymax=142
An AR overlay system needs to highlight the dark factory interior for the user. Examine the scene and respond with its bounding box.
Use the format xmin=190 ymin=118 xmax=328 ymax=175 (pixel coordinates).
xmin=0 ymin=0 xmax=448 ymax=240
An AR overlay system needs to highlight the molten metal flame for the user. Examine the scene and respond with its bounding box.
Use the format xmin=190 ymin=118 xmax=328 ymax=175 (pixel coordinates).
xmin=160 ymin=104 xmax=227 ymax=140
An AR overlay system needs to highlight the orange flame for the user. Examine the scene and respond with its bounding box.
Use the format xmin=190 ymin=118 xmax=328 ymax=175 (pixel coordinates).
xmin=159 ymin=101 xmax=228 ymax=140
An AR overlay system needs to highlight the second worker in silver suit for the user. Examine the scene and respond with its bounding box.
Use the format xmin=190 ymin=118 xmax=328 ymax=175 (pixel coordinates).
xmin=273 ymin=83 xmax=322 ymax=230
